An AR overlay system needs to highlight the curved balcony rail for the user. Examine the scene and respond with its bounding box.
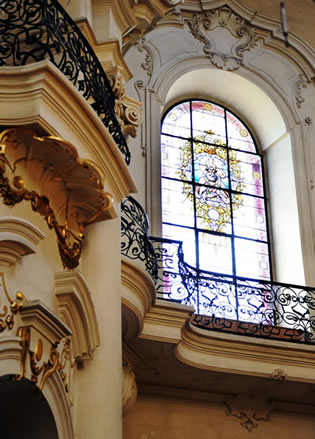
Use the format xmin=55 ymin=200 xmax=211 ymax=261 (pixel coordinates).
xmin=0 ymin=0 xmax=130 ymax=165
xmin=120 ymin=197 xmax=315 ymax=345
xmin=121 ymin=196 xmax=158 ymax=283
xmin=150 ymin=236 xmax=315 ymax=344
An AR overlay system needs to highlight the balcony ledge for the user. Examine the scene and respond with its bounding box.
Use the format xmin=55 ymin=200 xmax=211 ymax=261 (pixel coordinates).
xmin=0 ymin=61 xmax=136 ymax=202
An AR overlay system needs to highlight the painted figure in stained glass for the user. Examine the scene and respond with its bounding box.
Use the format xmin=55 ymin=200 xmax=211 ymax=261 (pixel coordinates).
xmin=179 ymin=131 xmax=245 ymax=232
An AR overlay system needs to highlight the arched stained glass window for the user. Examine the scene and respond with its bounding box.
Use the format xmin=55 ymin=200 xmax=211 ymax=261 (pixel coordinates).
xmin=161 ymin=100 xmax=272 ymax=281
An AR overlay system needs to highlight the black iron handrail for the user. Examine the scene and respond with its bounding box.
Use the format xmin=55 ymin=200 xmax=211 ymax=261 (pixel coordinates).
xmin=120 ymin=196 xmax=315 ymax=344
xmin=0 ymin=0 xmax=130 ymax=165
xmin=150 ymin=236 xmax=315 ymax=344
xmin=121 ymin=196 xmax=158 ymax=283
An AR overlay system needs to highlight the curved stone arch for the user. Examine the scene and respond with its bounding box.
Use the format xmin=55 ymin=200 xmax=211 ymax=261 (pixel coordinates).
xmin=0 ymin=335 xmax=74 ymax=439
xmin=125 ymin=9 xmax=315 ymax=284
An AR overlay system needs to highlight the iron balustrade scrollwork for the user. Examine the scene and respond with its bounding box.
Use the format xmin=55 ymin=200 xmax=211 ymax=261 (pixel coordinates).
xmin=0 ymin=0 xmax=130 ymax=165
xmin=121 ymin=196 xmax=158 ymax=283
xmin=149 ymin=236 xmax=315 ymax=344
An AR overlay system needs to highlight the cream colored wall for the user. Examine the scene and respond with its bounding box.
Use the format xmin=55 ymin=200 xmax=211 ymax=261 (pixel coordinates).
xmin=124 ymin=395 xmax=315 ymax=439
xmin=241 ymin=0 xmax=315 ymax=47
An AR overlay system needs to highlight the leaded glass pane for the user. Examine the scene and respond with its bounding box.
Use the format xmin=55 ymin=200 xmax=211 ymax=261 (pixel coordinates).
xmin=162 ymin=223 xmax=196 ymax=267
xmin=198 ymin=232 xmax=233 ymax=275
xmin=195 ymin=186 xmax=232 ymax=233
xmin=193 ymin=143 xmax=229 ymax=189
xmin=234 ymin=238 xmax=270 ymax=279
xmin=192 ymin=101 xmax=226 ymax=145
xmin=226 ymin=111 xmax=256 ymax=153
xmin=161 ymin=135 xmax=191 ymax=181
xmin=233 ymin=194 xmax=267 ymax=241
xmin=230 ymin=150 xmax=264 ymax=196
xmin=162 ymin=102 xmax=191 ymax=138
xmin=161 ymin=178 xmax=195 ymax=227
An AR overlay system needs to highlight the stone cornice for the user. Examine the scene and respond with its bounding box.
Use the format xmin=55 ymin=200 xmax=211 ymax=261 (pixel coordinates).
xmin=122 ymin=257 xmax=156 ymax=337
xmin=140 ymin=300 xmax=194 ymax=343
xmin=0 ymin=61 xmax=136 ymax=202
xmin=176 ymin=322 xmax=315 ymax=382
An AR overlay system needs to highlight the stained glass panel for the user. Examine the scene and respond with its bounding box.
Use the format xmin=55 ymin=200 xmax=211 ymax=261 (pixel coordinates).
xmin=195 ymin=186 xmax=232 ymax=233
xmin=234 ymin=238 xmax=270 ymax=279
xmin=233 ymin=194 xmax=267 ymax=241
xmin=226 ymin=111 xmax=256 ymax=153
xmin=162 ymin=223 xmax=196 ymax=267
xmin=198 ymin=232 xmax=233 ymax=275
xmin=162 ymin=102 xmax=191 ymax=138
xmin=192 ymin=101 xmax=226 ymax=145
xmin=161 ymin=135 xmax=191 ymax=181
xmin=160 ymin=99 xmax=271 ymax=317
xmin=230 ymin=150 xmax=264 ymax=196
xmin=161 ymin=178 xmax=194 ymax=227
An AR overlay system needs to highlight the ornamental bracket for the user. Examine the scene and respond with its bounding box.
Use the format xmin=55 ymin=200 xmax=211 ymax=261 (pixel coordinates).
xmin=0 ymin=128 xmax=115 ymax=269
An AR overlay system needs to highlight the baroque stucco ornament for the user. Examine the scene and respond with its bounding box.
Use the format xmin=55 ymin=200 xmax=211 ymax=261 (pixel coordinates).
xmin=187 ymin=7 xmax=258 ymax=71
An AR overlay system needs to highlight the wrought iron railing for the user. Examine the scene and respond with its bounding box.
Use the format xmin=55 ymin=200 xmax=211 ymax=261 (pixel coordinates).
xmin=120 ymin=197 xmax=315 ymax=344
xmin=151 ymin=237 xmax=315 ymax=344
xmin=0 ymin=0 xmax=130 ymax=165
xmin=121 ymin=197 xmax=158 ymax=283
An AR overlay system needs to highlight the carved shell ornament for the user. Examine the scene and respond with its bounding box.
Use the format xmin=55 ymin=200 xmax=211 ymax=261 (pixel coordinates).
xmin=0 ymin=128 xmax=113 ymax=269
xmin=187 ymin=7 xmax=258 ymax=71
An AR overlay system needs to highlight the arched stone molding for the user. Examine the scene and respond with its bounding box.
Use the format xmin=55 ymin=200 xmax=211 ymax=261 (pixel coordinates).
xmin=0 ymin=216 xmax=45 ymax=266
xmin=55 ymin=270 xmax=100 ymax=361
xmin=0 ymin=336 xmax=74 ymax=439
xmin=121 ymin=257 xmax=156 ymax=338
xmin=0 ymin=297 xmax=75 ymax=439
xmin=124 ymin=1 xmax=315 ymax=285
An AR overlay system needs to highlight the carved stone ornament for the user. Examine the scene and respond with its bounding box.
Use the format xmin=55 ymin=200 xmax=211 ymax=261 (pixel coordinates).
xmin=0 ymin=272 xmax=25 ymax=332
xmin=224 ymin=399 xmax=271 ymax=432
xmin=137 ymin=39 xmax=153 ymax=77
xmin=0 ymin=128 xmax=114 ymax=269
xmin=270 ymin=368 xmax=287 ymax=381
xmin=17 ymin=326 xmax=74 ymax=405
xmin=108 ymin=69 xmax=143 ymax=139
xmin=187 ymin=7 xmax=258 ymax=71
xmin=295 ymin=73 xmax=309 ymax=109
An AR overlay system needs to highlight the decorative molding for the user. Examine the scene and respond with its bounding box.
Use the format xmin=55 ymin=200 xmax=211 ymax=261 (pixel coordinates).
xmin=141 ymin=301 xmax=194 ymax=343
xmin=0 ymin=216 xmax=45 ymax=266
xmin=0 ymin=272 xmax=25 ymax=332
xmin=108 ymin=68 xmax=143 ymax=139
xmin=122 ymin=360 xmax=138 ymax=414
xmin=187 ymin=7 xmax=258 ymax=71
xmin=121 ymin=257 xmax=156 ymax=337
xmin=175 ymin=323 xmax=315 ymax=382
xmin=17 ymin=326 xmax=74 ymax=404
xmin=137 ymin=39 xmax=153 ymax=77
xmin=55 ymin=270 xmax=100 ymax=361
xmin=0 ymin=127 xmax=114 ymax=269
xmin=224 ymin=400 xmax=271 ymax=432
xmin=295 ymin=73 xmax=309 ymax=109
xmin=16 ymin=300 xmax=73 ymax=405
xmin=270 ymin=368 xmax=287 ymax=381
